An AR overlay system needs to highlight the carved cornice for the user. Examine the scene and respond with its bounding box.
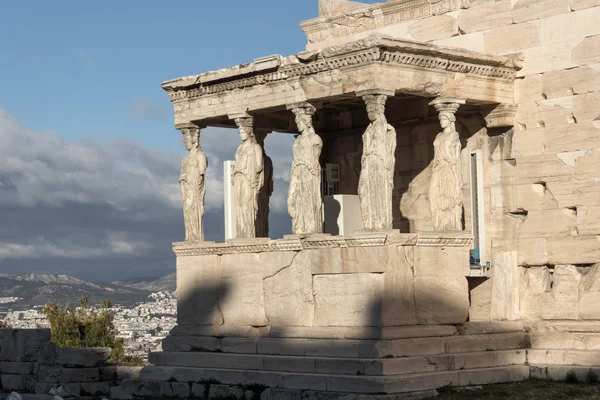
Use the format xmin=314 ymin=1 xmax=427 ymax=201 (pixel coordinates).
xmin=482 ymin=104 xmax=518 ymax=128
xmin=162 ymin=36 xmax=520 ymax=105
xmin=172 ymin=232 xmax=472 ymax=256
xmin=300 ymin=0 xmax=470 ymax=44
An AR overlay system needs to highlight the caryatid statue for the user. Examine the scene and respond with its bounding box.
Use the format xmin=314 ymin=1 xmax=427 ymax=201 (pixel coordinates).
xmin=255 ymin=130 xmax=273 ymax=238
xmin=358 ymin=93 xmax=397 ymax=231
xmin=288 ymin=104 xmax=323 ymax=235
xmin=179 ymin=126 xmax=208 ymax=241
xmin=429 ymin=99 xmax=465 ymax=231
xmin=232 ymin=116 xmax=265 ymax=238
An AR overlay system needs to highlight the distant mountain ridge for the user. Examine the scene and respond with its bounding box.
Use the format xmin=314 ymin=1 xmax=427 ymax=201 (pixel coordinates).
xmin=112 ymin=273 xmax=176 ymax=293
xmin=0 ymin=273 xmax=175 ymax=311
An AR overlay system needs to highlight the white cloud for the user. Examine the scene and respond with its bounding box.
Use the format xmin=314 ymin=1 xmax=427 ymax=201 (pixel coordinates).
xmin=0 ymin=110 xmax=294 ymax=277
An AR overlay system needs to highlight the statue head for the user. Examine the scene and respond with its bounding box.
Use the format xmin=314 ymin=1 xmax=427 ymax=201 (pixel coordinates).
xmin=364 ymin=95 xmax=387 ymax=122
xmin=182 ymin=127 xmax=199 ymax=151
xmin=235 ymin=117 xmax=254 ymax=142
xmin=292 ymin=104 xmax=316 ymax=133
xmin=439 ymin=111 xmax=457 ymax=130
xmin=433 ymin=102 xmax=460 ymax=131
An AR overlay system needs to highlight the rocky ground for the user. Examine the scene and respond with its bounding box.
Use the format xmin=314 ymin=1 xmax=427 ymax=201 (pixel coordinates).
xmin=429 ymin=379 xmax=600 ymax=399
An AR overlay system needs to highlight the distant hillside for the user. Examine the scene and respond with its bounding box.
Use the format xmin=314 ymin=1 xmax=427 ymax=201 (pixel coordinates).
xmin=0 ymin=273 xmax=154 ymax=310
xmin=112 ymin=273 xmax=176 ymax=293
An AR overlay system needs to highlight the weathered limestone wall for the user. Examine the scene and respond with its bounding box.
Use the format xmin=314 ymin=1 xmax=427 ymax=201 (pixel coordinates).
xmin=174 ymin=233 xmax=472 ymax=333
xmin=0 ymin=329 xmax=141 ymax=397
xmin=310 ymin=0 xmax=600 ymax=324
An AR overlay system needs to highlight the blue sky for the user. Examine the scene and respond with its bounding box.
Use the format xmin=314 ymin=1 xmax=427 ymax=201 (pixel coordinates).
xmin=0 ymin=0 xmax=321 ymax=151
xmin=0 ymin=0 xmax=385 ymax=281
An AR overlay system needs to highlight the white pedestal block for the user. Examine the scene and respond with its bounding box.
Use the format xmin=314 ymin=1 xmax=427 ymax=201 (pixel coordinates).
xmin=323 ymin=195 xmax=364 ymax=235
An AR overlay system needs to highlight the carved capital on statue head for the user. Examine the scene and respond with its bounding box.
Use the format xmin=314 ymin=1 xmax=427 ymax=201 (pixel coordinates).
xmin=430 ymin=98 xmax=465 ymax=114
xmin=356 ymin=88 xmax=395 ymax=98
xmin=430 ymin=98 xmax=465 ymax=127
xmin=287 ymin=102 xmax=317 ymax=117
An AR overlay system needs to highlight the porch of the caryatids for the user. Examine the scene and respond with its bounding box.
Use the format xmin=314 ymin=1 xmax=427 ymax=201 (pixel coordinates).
xmin=429 ymin=98 xmax=466 ymax=231
xmin=356 ymin=89 xmax=397 ymax=231
xmin=255 ymin=129 xmax=273 ymax=238
xmin=179 ymin=124 xmax=208 ymax=241
xmin=287 ymin=102 xmax=323 ymax=235
xmin=231 ymin=114 xmax=265 ymax=238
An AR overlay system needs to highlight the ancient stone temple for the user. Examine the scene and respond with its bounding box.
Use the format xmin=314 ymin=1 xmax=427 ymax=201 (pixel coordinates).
xmin=118 ymin=0 xmax=600 ymax=398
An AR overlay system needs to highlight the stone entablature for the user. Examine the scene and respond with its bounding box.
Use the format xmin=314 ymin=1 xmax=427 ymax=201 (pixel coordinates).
xmin=172 ymin=231 xmax=473 ymax=257
xmin=301 ymin=0 xmax=471 ymax=45
xmin=162 ymin=35 xmax=521 ymax=127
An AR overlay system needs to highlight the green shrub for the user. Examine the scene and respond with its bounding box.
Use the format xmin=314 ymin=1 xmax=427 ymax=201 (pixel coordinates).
xmin=0 ymin=319 xmax=10 ymax=331
xmin=43 ymin=297 xmax=124 ymax=363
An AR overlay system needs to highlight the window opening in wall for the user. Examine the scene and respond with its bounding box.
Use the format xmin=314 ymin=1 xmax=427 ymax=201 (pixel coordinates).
xmin=469 ymin=150 xmax=488 ymax=276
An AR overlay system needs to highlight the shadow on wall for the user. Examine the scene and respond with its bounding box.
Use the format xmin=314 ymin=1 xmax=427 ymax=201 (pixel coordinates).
xmin=398 ymin=115 xmax=483 ymax=233
xmin=166 ymin=255 xmax=471 ymax=356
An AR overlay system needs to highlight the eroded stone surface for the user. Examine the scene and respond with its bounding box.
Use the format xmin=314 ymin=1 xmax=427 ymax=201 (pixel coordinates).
xmin=219 ymin=253 xmax=267 ymax=327
xmin=520 ymin=265 xmax=581 ymax=320
xmin=313 ymin=273 xmax=385 ymax=327
xmin=414 ymin=277 xmax=469 ymax=324
xmin=264 ymin=251 xmax=315 ymax=326
xmin=0 ymin=329 xmax=51 ymax=362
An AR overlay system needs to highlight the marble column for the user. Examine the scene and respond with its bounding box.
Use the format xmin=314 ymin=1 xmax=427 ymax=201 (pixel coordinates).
xmin=287 ymin=103 xmax=323 ymax=235
xmin=429 ymin=98 xmax=466 ymax=231
xmin=179 ymin=124 xmax=208 ymax=241
xmin=231 ymin=115 xmax=265 ymax=238
xmin=356 ymin=89 xmax=397 ymax=231
xmin=255 ymin=129 xmax=273 ymax=238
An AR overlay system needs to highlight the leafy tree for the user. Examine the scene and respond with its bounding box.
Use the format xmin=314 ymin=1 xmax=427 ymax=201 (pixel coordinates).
xmin=43 ymin=298 xmax=124 ymax=362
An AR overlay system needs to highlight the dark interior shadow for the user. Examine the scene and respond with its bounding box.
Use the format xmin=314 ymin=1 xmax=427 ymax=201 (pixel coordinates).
xmin=323 ymin=196 xmax=341 ymax=235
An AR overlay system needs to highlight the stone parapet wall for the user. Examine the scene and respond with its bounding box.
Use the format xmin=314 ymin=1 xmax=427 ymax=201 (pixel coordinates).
xmin=0 ymin=329 xmax=141 ymax=397
xmin=175 ymin=231 xmax=473 ymax=331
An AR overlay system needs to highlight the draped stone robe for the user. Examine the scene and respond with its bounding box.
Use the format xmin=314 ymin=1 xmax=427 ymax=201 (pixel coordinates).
xmin=256 ymin=150 xmax=273 ymax=238
xmin=358 ymin=119 xmax=397 ymax=231
xmin=233 ymin=141 xmax=264 ymax=238
xmin=430 ymin=127 xmax=463 ymax=230
xmin=180 ymin=147 xmax=208 ymax=241
xmin=288 ymin=129 xmax=323 ymax=234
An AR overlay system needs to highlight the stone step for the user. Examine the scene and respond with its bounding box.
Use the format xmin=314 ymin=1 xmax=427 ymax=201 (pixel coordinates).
xmin=170 ymin=324 xmax=459 ymax=340
xmin=528 ymin=349 xmax=600 ymax=366
xmin=149 ymin=349 xmax=525 ymax=376
xmin=162 ymin=332 xmax=527 ymax=358
xmin=528 ymin=332 xmax=600 ymax=350
xmin=135 ymin=365 xmax=530 ymax=394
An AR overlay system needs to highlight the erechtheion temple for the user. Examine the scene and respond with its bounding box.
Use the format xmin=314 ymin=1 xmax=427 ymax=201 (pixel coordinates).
xmin=119 ymin=0 xmax=600 ymax=397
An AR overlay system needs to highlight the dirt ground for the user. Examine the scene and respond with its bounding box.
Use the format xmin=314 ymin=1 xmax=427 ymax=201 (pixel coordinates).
xmin=426 ymin=379 xmax=600 ymax=399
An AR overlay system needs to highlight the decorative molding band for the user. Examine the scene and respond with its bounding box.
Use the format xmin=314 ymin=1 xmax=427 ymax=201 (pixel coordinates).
xmin=172 ymin=232 xmax=472 ymax=256
xmin=416 ymin=236 xmax=474 ymax=247
xmin=163 ymin=38 xmax=518 ymax=104
xmin=302 ymin=238 xmax=349 ymax=249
